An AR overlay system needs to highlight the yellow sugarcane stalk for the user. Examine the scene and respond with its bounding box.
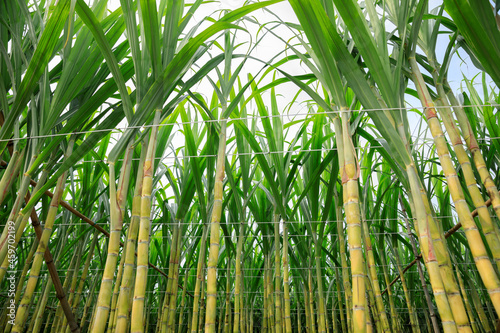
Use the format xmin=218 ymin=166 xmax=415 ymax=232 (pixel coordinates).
xmin=410 ymin=57 xmax=500 ymax=319
xmin=445 ymin=82 xmax=500 ymax=222
xmin=454 ymin=262 xmax=479 ymax=333
xmin=0 ymin=150 xmax=22 ymax=206
xmin=0 ymin=155 xmax=36 ymax=270
xmin=339 ymin=109 xmax=366 ymax=333
xmin=406 ymin=164 xmax=458 ymax=333
xmin=332 ymin=114 xmax=353 ymax=333
xmin=12 ymin=139 xmax=74 ymax=332
xmin=204 ymin=118 xmax=227 ymax=333
xmin=92 ymin=138 xmax=133 ymax=333
xmin=115 ymin=142 xmax=147 ymax=332
xmin=425 ymin=57 xmax=500 ymax=271
xmin=130 ymin=109 xmax=162 ymax=332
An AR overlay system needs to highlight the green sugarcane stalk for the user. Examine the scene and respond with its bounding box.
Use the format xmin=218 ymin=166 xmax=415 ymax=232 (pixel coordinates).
xmin=178 ymin=258 xmax=191 ymax=332
xmin=268 ymin=256 xmax=275 ymax=333
xmin=191 ymin=224 xmax=208 ymax=333
xmin=308 ymin=269 xmax=316 ymax=333
xmin=161 ymin=224 xmax=179 ymax=331
xmin=361 ymin=212 xmax=390 ymax=332
xmin=273 ymin=211 xmax=282 ymax=333
xmin=335 ymin=267 xmax=346 ymax=333
xmin=394 ymin=248 xmax=420 ymax=333
xmin=205 ymin=118 xmax=228 ymax=333
xmin=282 ymin=220 xmax=292 ymax=333
xmin=234 ymin=220 xmax=245 ymax=332
xmin=70 ymin=230 xmax=99 ymax=331
xmin=303 ymin=286 xmax=310 ymax=333
xmin=166 ymin=226 xmax=183 ymax=332
xmin=365 ymin=276 xmax=376 ymax=333
xmin=224 ymin=253 xmax=231 ymax=333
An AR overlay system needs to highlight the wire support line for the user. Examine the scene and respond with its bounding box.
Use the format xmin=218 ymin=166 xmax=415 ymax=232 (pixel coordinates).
xmin=20 ymin=230 xmax=465 ymax=239
xmin=1 ymin=103 xmax=498 ymax=143
xmin=19 ymin=215 xmax=473 ymax=228
xmin=14 ymin=261 xmax=481 ymax=274
xmin=23 ymin=136 xmax=500 ymax=166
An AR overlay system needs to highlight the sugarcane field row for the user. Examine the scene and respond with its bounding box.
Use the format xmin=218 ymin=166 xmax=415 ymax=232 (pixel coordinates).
xmin=1 ymin=0 xmax=500 ymax=332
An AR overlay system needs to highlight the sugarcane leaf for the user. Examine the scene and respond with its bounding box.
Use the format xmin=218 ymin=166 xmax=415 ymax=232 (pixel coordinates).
xmin=0 ymin=0 xmax=71 ymax=152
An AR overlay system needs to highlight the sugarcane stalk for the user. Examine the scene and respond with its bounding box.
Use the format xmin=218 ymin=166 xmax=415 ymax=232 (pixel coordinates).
xmin=130 ymin=109 xmax=162 ymax=332
xmin=70 ymin=230 xmax=99 ymax=331
xmin=161 ymin=224 xmax=180 ymax=331
xmin=406 ymin=163 xmax=458 ymax=332
xmin=303 ymin=285 xmax=310 ymax=333
xmin=273 ymin=210 xmax=283 ymax=333
xmin=335 ymin=267 xmax=346 ymax=333
xmin=234 ymin=220 xmax=245 ymax=332
xmin=444 ymin=80 xmax=500 ymax=223
xmin=454 ymin=260 xmax=480 ymax=333
xmin=426 ymin=56 xmax=500 ymax=271
xmin=394 ymin=248 xmax=420 ymax=333
xmin=400 ymin=194 xmax=440 ymax=333
xmin=282 ymin=220 xmax=292 ymax=333
xmin=115 ymin=141 xmax=147 ymax=332
xmin=360 ymin=211 xmax=390 ymax=332
xmin=191 ymin=224 xmax=208 ymax=333
xmin=205 ymin=118 xmax=228 ymax=333
xmin=410 ymin=56 xmax=500 ymax=319
xmin=0 ymin=155 xmax=36 ymax=271
xmin=12 ymin=139 xmax=75 ymax=333
xmin=308 ymin=269 xmax=316 ymax=333
xmin=224 ymin=252 xmax=231 ymax=333
xmin=339 ymin=108 xmax=366 ymax=333
xmin=0 ymin=149 xmax=22 ymax=206
xmin=166 ymin=225 xmax=183 ymax=332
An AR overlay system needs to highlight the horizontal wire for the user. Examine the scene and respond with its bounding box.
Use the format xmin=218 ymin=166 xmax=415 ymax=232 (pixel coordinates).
xmin=12 ymin=261 xmax=479 ymax=275
xmin=28 ymin=136 xmax=500 ymax=166
xmin=21 ymin=230 xmax=463 ymax=240
xmin=1 ymin=103 xmax=498 ymax=144
xmin=18 ymin=214 xmax=474 ymax=228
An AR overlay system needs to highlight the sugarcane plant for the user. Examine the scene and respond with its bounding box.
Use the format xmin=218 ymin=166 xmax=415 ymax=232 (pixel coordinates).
xmin=1 ymin=0 xmax=500 ymax=332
